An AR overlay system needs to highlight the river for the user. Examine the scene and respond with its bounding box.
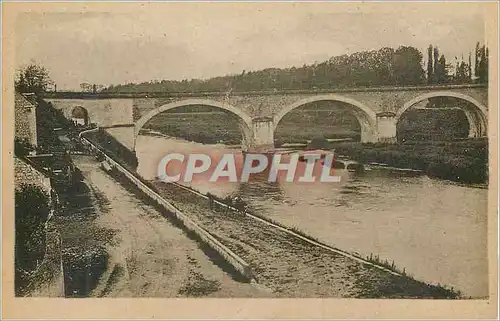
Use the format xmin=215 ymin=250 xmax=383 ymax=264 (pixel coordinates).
xmin=136 ymin=134 xmax=488 ymax=298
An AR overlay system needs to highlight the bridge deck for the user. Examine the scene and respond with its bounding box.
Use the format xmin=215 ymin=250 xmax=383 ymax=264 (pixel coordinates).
xmin=43 ymin=84 xmax=487 ymax=99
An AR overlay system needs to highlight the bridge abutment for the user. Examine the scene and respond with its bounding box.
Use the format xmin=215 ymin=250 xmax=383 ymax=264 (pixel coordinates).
xmin=104 ymin=125 xmax=137 ymax=152
xmin=376 ymin=112 xmax=397 ymax=144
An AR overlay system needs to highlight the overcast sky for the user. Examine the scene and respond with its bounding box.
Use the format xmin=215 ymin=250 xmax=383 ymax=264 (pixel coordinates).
xmin=14 ymin=2 xmax=486 ymax=90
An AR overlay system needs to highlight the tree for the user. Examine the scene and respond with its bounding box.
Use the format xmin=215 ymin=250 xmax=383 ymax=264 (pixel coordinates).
xmin=15 ymin=184 xmax=50 ymax=271
xmin=468 ymin=52 xmax=472 ymax=82
xmin=433 ymin=46 xmax=440 ymax=83
xmin=392 ymin=46 xmax=425 ymax=85
xmin=434 ymin=55 xmax=448 ymax=84
xmin=477 ymin=44 xmax=488 ymax=83
xmin=474 ymin=42 xmax=480 ymax=79
xmin=427 ymin=45 xmax=434 ymax=84
xmin=455 ymin=60 xmax=469 ymax=84
xmin=15 ymin=63 xmax=53 ymax=94
xmin=80 ymin=83 xmax=93 ymax=92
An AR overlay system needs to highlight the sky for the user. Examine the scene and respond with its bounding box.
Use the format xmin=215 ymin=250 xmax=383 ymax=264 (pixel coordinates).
xmin=14 ymin=2 xmax=487 ymax=91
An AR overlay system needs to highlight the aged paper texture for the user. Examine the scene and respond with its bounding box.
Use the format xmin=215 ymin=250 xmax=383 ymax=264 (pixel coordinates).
xmin=2 ymin=1 xmax=498 ymax=319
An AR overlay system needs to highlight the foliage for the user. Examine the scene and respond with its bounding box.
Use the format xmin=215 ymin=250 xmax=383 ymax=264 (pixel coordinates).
xmin=84 ymin=129 xmax=138 ymax=169
xmin=63 ymin=246 xmax=109 ymax=297
xmin=332 ymin=139 xmax=488 ymax=184
xmin=35 ymin=99 xmax=74 ymax=153
xmin=392 ymin=46 xmax=426 ymax=85
xmin=103 ymin=46 xmax=426 ymax=93
xmin=475 ymin=42 xmax=489 ymax=83
xmin=397 ymin=108 xmax=469 ymax=141
xmin=427 ymin=45 xmax=434 ymax=84
xmin=14 ymin=137 xmax=36 ymax=157
xmin=103 ymin=42 xmax=487 ymax=93
xmin=80 ymin=83 xmax=105 ymax=93
xmin=15 ymin=63 xmax=53 ymax=94
xmin=15 ymin=183 xmax=51 ymax=289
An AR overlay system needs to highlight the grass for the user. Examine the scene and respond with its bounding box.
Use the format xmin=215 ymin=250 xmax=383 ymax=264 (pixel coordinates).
xmin=51 ymin=168 xmax=117 ymax=297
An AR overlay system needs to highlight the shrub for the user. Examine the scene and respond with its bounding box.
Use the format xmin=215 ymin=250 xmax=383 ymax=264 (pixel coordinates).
xmin=15 ymin=184 xmax=51 ymax=291
xmin=14 ymin=138 xmax=34 ymax=157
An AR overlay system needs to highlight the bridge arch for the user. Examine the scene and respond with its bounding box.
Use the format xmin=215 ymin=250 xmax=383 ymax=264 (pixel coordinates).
xmin=396 ymin=91 xmax=488 ymax=138
xmin=70 ymin=105 xmax=89 ymax=126
xmin=273 ymin=95 xmax=378 ymax=143
xmin=134 ymin=99 xmax=254 ymax=150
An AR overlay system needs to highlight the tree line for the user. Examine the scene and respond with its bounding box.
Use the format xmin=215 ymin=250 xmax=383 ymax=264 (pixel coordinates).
xmin=101 ymin=42 xmax=488 ymax=94
xmin=14 ymin=42 xmax=488 ymax=94
xmin=427 ymin=42 xmax=488 ymax=85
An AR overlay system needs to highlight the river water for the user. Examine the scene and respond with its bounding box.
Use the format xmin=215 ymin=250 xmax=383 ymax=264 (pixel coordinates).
xmin=136 ymin=134 xmax=488 ymax=298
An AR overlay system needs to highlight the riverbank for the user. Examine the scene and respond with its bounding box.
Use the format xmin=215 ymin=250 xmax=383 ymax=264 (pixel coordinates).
xmin=330 ymin=139 xmax=488 ymax=185
xmin=141 ymin=178 xmax=461 ymax=298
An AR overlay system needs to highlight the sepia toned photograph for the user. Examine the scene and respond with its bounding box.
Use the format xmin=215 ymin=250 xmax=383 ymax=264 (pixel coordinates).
xmin=2 ymin=1 xmax=498 ymax=319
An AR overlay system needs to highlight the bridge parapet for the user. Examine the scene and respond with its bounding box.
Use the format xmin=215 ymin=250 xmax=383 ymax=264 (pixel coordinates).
xmin=42 ymin=83 xmax=487 ymax=99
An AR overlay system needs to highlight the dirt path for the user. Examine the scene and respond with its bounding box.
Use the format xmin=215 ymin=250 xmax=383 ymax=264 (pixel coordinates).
xmin=73 ymin=155 xmax=269 ymax=298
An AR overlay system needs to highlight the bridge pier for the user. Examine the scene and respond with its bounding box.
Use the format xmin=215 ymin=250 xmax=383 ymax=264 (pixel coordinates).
xmin=247 ymin=117 xmax=275 ymax=153
xmin=376 ymin=112 xmax=397 ymax=144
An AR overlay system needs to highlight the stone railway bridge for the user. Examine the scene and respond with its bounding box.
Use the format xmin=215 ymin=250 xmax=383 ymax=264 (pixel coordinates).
xmin=45 ymin=84 xmax=488 ymax=153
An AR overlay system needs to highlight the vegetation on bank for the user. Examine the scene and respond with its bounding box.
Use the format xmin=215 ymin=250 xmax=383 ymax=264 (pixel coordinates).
xmin=84 ymin=129 xmax=139 ymax=170
xmin=15 ymin=184 xmax=52 ymax=294
xmin=52 ymin=168 xmax=116 ymax=297
xmin=331 ymin=139 xmax=488 ymax=184
xmin=397 ymin=107 xmax=469 ymax=142
xmin=142 ymin=110 xmax=244 ymax=145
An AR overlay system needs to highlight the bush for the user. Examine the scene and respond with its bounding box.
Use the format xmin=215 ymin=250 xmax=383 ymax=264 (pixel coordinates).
xmin=14 ymin=138 xmax=34 ymax=157
xmin=15 ymin=184 xmax=51 ymax=290
xmin=331 ymin=140 xmax=488 ymax=184
xmin=84 ymin=129 xmax=138 ymax=170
